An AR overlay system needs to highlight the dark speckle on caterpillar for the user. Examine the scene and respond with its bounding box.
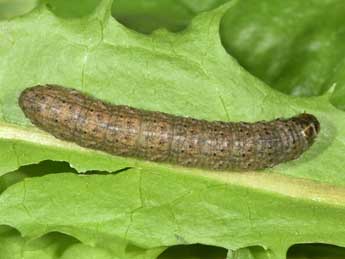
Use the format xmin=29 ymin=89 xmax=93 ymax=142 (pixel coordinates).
xmin=19 ymin=84 xmax=320 ymax=171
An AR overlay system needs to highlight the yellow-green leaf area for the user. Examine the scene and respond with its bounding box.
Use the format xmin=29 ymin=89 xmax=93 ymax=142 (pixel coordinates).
xmin=0 ymin=0 xmax=345 ymax=258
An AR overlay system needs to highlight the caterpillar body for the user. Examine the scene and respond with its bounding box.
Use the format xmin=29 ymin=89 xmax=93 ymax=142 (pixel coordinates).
xmin=19 ymin=85 xmax=320 ymax=171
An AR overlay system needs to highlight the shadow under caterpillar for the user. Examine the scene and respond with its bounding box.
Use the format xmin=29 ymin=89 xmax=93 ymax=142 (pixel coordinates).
xmin=19 ymin=85 xmax=320 ymax=171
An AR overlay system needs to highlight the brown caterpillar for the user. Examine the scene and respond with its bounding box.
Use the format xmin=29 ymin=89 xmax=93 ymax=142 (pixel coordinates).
xmin=19 ymin=85 xmax=320 ymax=171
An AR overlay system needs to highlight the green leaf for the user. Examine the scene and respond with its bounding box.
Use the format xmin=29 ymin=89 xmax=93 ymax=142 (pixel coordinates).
xmin=0 ymin=0 xmax=345 ymax=258
xmin=111 ymin=0 xmax=228 ymax=33
xmin=0 ymin=0 xmax=37 ymax=20
xmin=220 ymin=0 xmax=345 ymax=104
xmin=0 ymin=225 xmax=94 ymax=259
xmin=43 ymin=0 xmax=103 ymax=18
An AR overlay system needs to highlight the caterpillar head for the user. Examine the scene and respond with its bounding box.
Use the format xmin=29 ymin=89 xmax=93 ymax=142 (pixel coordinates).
xmin=298 ymin=113 xmax=320 ymax=145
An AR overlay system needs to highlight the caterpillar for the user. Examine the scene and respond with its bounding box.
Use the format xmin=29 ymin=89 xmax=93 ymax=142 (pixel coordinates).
xmin=19 ymin=85 xmax=320 ymax=171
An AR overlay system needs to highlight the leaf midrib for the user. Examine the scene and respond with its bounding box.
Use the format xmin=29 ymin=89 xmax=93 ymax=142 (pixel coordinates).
xmin=1 ymin=122 xmax=345 ymax=208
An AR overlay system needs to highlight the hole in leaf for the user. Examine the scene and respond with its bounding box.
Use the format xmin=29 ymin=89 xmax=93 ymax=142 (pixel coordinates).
xmin=287 ymin=243 xmax=345 ymax=259
xmin=157 ymin=243 xmax=227 ymax=259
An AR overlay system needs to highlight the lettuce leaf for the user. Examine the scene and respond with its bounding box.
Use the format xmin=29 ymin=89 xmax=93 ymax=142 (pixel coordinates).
xmin=0 ymin=0 xmax=345 ymax=258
